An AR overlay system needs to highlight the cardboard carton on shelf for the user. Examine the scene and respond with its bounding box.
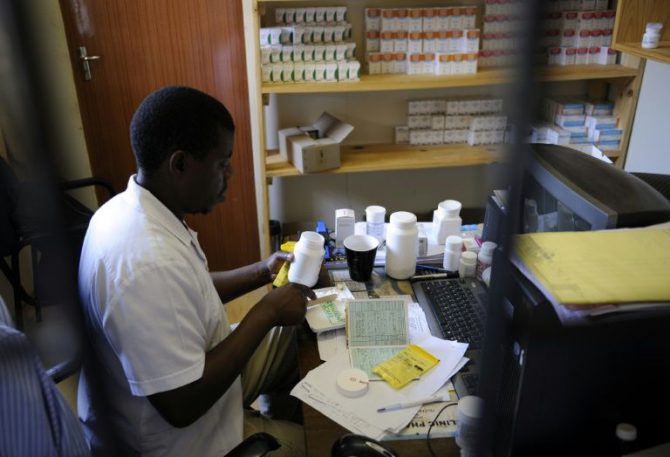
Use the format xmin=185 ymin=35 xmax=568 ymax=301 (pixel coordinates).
xmin=278 ymin=112 xmax=354 ymax=174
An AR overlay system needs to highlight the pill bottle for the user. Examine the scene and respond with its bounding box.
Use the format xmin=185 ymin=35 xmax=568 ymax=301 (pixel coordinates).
xmin=365 ymin=205 xmax=386 ymax=243
xmin=455 ymin=396 xmax=484 ymax=457
xmin=288 ymin=231 xmax=325 ymax=287
xmin=432 ymin=199 xmax=462 ymax=245
xmin=616 ymin=422 xmax=637 ymax=456
xmin=443 ymin=235 xmax=463 ymax=273
xmin=476 ymin=241 xmax=497 ymax=282
xmin=641 ymin=22 xmax=663 ymax=49
xmin=458 ymin=251 xmax=478 ymax=278
xmin=385 ymin=211 xmax=418 ymax=280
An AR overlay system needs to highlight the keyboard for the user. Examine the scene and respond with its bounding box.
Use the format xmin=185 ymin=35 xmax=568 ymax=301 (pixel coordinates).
xmin=411 ymin=277 xmax=488 ymax=399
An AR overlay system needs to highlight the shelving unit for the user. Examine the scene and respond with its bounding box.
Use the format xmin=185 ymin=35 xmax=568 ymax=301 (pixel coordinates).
xmin=266 ymin=143 xmax=504 ymax=177
xmin=612 ymin=0 xmax=670 ymax=64
xmin=244 ymin=0 xmax=644 ymax=257
xmin=261 ymin=64 xmax=639 ymax=94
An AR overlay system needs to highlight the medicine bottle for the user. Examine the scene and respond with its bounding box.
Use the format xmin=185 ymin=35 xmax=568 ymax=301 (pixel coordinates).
xmin=443 ymin=235 xmax=463 ymax=273
xmin=641 ymin=22 xmax=663 ymax=49
xmin=616 ymin=422 xmax=637 ymax=457
xmin=476 ymin=241 xmax=497 ymax=282
xmin=365 ymin=205 xmax=386 ymax=243
xmin=432 ymin=200 xmax=462 ymax=245
xmin=385 ymin=211 xmax=418 ymax=280
xmin=455 ymin=396 xmax=484 ymax=457
xmin=458 ymin=251 xmax=478 ymax=278
xmin=288 ymin=231 xmax=325 ymax=287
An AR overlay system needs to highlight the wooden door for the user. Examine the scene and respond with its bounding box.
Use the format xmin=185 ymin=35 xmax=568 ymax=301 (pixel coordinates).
xmin=58 ymin=0 xmax=259 ymax=270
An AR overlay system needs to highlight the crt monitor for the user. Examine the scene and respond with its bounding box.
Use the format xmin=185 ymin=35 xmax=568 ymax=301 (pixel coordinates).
xmin=478 ymin=144 xmax=670 ymax=456
xmin=521 ymin=144 xmax=670 ymax=233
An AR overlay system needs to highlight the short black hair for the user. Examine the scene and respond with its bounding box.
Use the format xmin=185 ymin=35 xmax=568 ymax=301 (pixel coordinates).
xmin=130 ymin=86 xmax=235 ymax=174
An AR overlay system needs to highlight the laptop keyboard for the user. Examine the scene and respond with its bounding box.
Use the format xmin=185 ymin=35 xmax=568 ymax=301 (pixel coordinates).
xmin=418 ymin=279 xmax=486 ymax=348
xmin=412 ymin=277 xmax=488 ymax=398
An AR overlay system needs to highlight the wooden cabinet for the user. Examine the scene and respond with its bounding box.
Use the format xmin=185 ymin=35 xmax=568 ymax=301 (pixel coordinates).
xmin=243 ymin=0 xmax=644 ymax=257
xmin=612 ymin=0 xmax=670 ymax=64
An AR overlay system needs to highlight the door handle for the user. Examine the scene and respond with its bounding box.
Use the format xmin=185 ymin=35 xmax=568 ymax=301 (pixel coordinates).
xmin=78 ymin=46 xmax=101 ymax=81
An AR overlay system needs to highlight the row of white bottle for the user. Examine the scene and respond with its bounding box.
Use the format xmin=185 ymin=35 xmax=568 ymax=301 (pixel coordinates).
xmin=287 ymin=199 xmax=497 ymax=285
xmin=287 ymin=209 xmax=420 ymax=284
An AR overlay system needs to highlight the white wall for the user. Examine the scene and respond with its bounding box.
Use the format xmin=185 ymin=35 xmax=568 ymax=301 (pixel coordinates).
xmin=625 ymin=61 xmax=670 ymax=174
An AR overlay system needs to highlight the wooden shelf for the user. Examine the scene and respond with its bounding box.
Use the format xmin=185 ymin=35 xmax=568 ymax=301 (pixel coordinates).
xmin=261 ymin=65 xmax=639 ymax=94
xmin=603 ymin=149 xmax=623 ymax=159
xmin=612 ymin=42 xmax=670 ymax=65
xmin=265 ymin=143 xmax=504 ymax=177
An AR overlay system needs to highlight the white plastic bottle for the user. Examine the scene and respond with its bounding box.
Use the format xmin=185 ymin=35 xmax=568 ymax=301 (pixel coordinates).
xmin=476 ymin=241 xmax=497 ymax=282
xmin=432 ymin=199 xmax=462 ymax=245
xmin=443 ymin=235 xmax=463 ymax=273
xmin=385 ymin=211 xmax=418 ymax=280
xmin=288 ymin=231 xmax=325 ymax=287
xmin=455 ymin=396 xmax=484 ymax=457
xmin=458 ymin=251 xmax=478 ymax=278
xmin=641 ymin=22 xmax=663 ymax=49
xmin=365 ymin=205 xmax=386 ymax=244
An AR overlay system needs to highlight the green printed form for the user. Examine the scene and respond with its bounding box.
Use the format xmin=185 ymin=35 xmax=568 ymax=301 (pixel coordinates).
xmin=321 ymin=301 xmax=344 ymax=325
xmin=346 ymin=299 xmax=408 ymax=378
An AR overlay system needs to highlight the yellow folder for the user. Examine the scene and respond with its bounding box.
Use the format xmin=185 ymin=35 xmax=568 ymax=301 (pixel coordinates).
xmin=513 ymin=228 xmax=670 ymax=308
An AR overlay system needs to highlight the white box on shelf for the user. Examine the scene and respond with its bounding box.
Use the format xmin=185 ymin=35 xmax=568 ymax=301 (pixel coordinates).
xmin=278 ymin=112 xmax=354 ymax=173
xmin=568 ymin=144 xmax=612 ymax=163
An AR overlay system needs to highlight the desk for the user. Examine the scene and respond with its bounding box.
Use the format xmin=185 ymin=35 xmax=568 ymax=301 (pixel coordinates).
xmin=296 ymin=268 xmax=461 ymax=457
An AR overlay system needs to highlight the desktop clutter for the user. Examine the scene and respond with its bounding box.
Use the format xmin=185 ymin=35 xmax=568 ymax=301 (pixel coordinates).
xmin=273 ymin=199 xmax=490 ymax=449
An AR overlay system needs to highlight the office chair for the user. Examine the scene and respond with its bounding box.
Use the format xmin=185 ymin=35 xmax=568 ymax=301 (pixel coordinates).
xmin=0 ymin=154 xmax=116 ymax=330
xmin=631 ymin=172 xmax=670 ymax=204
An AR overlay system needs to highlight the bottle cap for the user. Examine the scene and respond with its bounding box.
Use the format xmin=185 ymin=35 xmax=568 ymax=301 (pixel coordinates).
xmin=616 ymin=423 xmax=637 ymax=442
xmin=460 ymin=250 xmax=478 ymax=266
xmin=445 ymin=235 xmax=463 ymax=252
xmin=365 ymin=205 xmax=386 ymax=223
xmin=438 ymin=200 xmax=463 ymax=217
xmin=458 ymin=395 xmax=484 ymax=420
xmin=480 ymin=241 xmax=497 ymax=255
xmin=646 ymin=22 xmax=663 ymax=33
xmin=336 ymin=368 xmax=369 ymax=398
xmin=298 ymin=231 xmax=325 ymax=250
xmin=389 ymin=211 xmax=417 ymax=229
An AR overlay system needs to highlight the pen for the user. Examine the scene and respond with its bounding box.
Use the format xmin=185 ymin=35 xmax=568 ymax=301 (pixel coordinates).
xmin=377 ymin=394 xmax=450 ymax=413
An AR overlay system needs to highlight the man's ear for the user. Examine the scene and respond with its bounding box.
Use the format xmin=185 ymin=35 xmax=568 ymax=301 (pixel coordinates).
xmin=168 ymin=150 xmax=187 ymax=175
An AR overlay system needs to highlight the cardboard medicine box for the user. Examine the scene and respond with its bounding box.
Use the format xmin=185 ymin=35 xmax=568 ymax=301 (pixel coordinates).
xmin=278 ymin=112 xmax=354 ymax=174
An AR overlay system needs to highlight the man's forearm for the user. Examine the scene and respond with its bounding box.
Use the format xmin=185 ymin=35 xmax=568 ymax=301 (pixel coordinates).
xmin=210 ymin=260 xmax=271 ymax=302
xmin=148 ymin=304 xmax=274 ymax=427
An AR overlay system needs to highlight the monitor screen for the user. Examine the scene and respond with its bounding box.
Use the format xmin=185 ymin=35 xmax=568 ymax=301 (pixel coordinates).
xmin=521 ymin=144 xmax=670 ymax=233
xmin=523 ymin=173 xmax=593 ymax=232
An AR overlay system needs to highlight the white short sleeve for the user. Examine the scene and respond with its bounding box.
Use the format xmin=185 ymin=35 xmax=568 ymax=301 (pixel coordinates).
xmin=102 ymin=260 xmax=211 ymax=396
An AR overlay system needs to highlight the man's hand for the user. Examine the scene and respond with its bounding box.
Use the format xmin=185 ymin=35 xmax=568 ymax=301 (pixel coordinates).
xmin=257 ymin=282 xmax=316 ymax=327
xmin=264 ymin=251 xmax=294 ymax=281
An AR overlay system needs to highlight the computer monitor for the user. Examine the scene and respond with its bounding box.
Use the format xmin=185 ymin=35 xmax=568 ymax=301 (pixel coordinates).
xmin=521 ymin=144 xmax=670 ymax=233
xmin=477 ymin=144 xmax=670 ymax=456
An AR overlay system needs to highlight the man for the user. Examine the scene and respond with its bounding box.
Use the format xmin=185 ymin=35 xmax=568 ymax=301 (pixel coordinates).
xmin=78 ymin=86 xmax=315 ymax=456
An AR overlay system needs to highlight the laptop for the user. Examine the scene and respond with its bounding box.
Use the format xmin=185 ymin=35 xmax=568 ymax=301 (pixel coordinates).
xmin=411 ymin=276 xmax=488 ymax=399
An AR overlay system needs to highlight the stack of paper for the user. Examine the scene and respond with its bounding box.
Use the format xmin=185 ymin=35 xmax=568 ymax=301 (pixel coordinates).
xmin=513 ymin=227 xmax=670 ymax=322
xmin=293 ymin=297 xmax=469 ymax=439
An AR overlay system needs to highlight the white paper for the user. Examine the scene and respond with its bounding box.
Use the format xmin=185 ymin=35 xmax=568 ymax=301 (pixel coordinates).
xmin=400 ymin=335 xmax=469 ymax=400
xmin=316 ymin=328 xmax=346 ymax=361
xmin=408 ymin=302 xmax=432 ymax=341
xmin=291 ymin=351 xmax=416 ymax=438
